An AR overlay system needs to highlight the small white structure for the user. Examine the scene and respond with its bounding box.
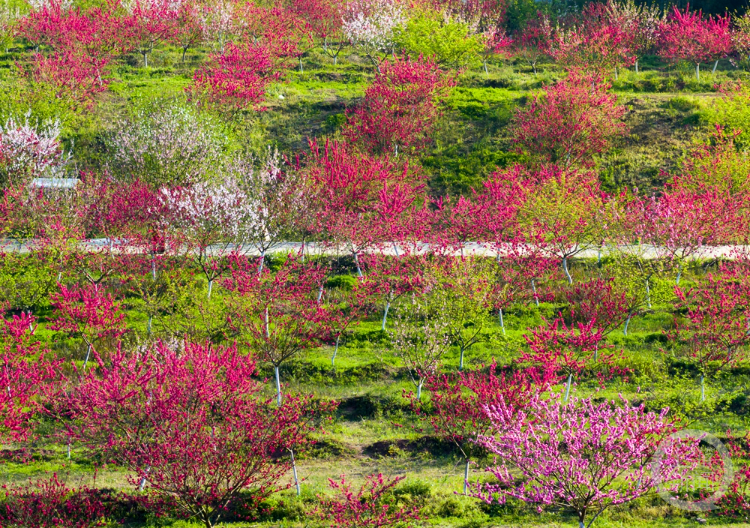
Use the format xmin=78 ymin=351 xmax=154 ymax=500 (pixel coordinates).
xmin=30 ymin=178 xmax=79 ymax=190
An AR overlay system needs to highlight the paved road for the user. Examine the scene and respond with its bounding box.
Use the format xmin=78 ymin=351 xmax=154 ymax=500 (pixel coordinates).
xmin=0 ymin=239 xmax=743 ymax=260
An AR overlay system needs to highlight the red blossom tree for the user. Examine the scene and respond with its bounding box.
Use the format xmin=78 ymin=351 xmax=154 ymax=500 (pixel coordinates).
xmin=549 ymin=2 xmax=636 ymax=76
xmin=519 ymin=315 xmax=626 ymax=401
xmin=49 ymin=283 xmax=127 ymax=370
xmin=510 ymin=69 xmax=626 ymax=168
xmin=225 ymin=255 xmax=330 ymax=405
xmin=658 ymin=6 xmax=733 ymax=80
xmin=671 ymin=267 xmax=750 ymax=402
xmin=61 ymin=341 xmax=335 ymax=528
xmin=0 ymin=474 xmax=110 ymax=528
xmin=416 ymin=363 xmax=546 ymax=494
xmin=343 ymin=55 xmax=453 ymax=157
xmin=317 ymin=473 xmax=420 ymax=528
xmin=0 ymin=311 xmax=56 ymax=442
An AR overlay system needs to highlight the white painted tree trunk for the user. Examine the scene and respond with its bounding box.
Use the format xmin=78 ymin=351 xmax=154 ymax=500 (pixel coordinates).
xmin=275 ymin=366 xmax=282 ymax=406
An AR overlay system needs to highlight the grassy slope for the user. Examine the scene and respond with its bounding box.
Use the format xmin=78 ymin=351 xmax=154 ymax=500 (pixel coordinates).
xmin=3 ymin=43 xmax=750 ymax=527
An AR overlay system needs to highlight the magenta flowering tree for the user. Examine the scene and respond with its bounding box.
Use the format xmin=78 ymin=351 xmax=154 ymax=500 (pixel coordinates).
xmin=519 ymin=316 xmax=626 ymax=401
xmin=0 ymin=311 xmax=57 ymax=442
xmin=317 ymin=473 xmax=420 ymax=527
xmin=61 ymin=341 xmax=336 ymax=528
xmin=476 ymin=393 xmax=699 ymax=528
xmin=657 ymin=6 xmax=733 ymax=80
xmin=48 ymin=283 xmax=127 ymax=370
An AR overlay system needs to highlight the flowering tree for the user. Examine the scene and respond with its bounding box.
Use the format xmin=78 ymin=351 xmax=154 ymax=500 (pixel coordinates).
xmin=510 ymin=70 xmax=626 ymax=168
xmin=226 ymin=148 xmax=305 ymax=272
xmin=0 ymin=474 xmax=109 ymax=528
xmin=565 ymin=277 xmax=637 ymax=340
xmin=671 ymin=267 xmax=750 ymax=402
xmin=61 ymin=341 xmax=334 ymax=528
xmin=0 ymin=311 xmax=56 ymax=442
xmin=658 ymin=6 xmax=733 ymax=80
xmin=49 ymin=283 xmax=127 ymax=369
xmin=342 ymin=0 xmax=406 ymax=71
xmin=190 ymin=39 xmax=284 ymax=110
xmin=17 ymin=2 xmax=124 ymax=104
xmin=171 ymin=0 xmax=203 ymax=61
xmin=476 ymin=393 xmax=698 ymax=528
xmin=344 ymin=55 xmax=452 ymax=156
xmin=303 ymin=140 xmax=423 ymax=276
xmin=159 ymin=178 xmax=259 ymax=297
xmin=421 ymin=257 xmax=494 ymax=371
xmin=120 ymin=0 xmax=181 ymax=67
xmin=417 ymin=364 xmax=542 ymax=494
xmin=317 ymin=474 xmax=420 ymax=527
xmin=388 ymin=293 xmax=451 ymax=400
xmin=196 ymin=0 xmax=245 ymax=53
xmin=550 ymin=3 xmax=636 ymax=76
xmin=105 ymin=103 xmax=225 ymax=187
xmin=0 ymin=114 xmax=71 ymax=185
xmin=513 ymin=14 xmax=553 ymax=74
xmin=322 ymin=276 xmax=378 ymax=367
xmin=225 ymin=255 xmax=329 ymax=405
xmin=519 ymin=316 xmax=626 ymax=401
xmin=605 ymin=0 xmax=664 ymax=73
xmin=519 ymin=167 xmax=605 ymax=284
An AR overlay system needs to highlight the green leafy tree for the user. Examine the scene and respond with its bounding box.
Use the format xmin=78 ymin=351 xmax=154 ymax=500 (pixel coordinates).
xmin=424 ymin=257 xmax=494 ymax=371
xmin=394 ymin=15 xmax=482 ymax=69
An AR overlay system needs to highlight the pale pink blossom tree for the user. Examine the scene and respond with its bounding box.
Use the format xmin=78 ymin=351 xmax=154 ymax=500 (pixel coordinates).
xmin=476 ymin=393 xmax=699 ymax=528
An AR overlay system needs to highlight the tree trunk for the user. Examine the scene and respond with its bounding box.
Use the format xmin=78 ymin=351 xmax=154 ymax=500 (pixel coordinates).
xmin=143 ymin=52 xmax=148 ymax=68
xmin=353 ymin=251 xmax=363 ymax=278
xmin=317 ymin=284 xmax=324 ymax=303
xmin=257 ymin=249 xmax=265 ymax=275
xmin=700 ymin=374 xmax=705 ymax=402
xmin=290 ymin=450 xmax=301 ymax=495
xmin=83 ymin=343 xmax=92 ymax=371
xmin=676 ymin=263 xmax=682 ymax=285
xmin=459 ymin=345 xmax=465 ymax=371
xmin=635 ymin=60 xmax=639 ymax=74
xmin=564 ymin=372 xmax=572 ymax=402
xmin=696 ymin=62 xmax=700 ymax=81
xmin=331 ymin=335 xmax=340 ymax=367
xmin=416 ymin=380 xmax=423 ymax=400
xmin=182 ymin=47 xmax=188 ymax=62
xmin=713 ymin=60 xmax=719 ymax=74
xmin=147 ymin=315 xmax=153 ymax=335
xmin=624 ymin=314 xmax=632 ymax=336
xmin=562 ymin=257 xmax=573 ymax=284
xmin=498 ymin=308 xmax=506 ymax=335
xmin=299 ymin=56 xmax=303 ymax=73
xmin=274 ymin=366 xmax=282 ymax=406
xmin=463 ymin=459 xmax=470 ymax=494
xmin=531 ymin=279 xmax=539 ymax=307
xmin=381 ymin=300 xmax=390 ymax=330
xmin=207 ymin=279 xmax=213 ymax=299
xmin=645 ymin=279 xmax=652 ymax=309
xmin=483 ymin=59 xmax=488 ymax=74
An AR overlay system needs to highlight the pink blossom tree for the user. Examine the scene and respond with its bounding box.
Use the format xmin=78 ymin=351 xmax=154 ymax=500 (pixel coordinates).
xmin=476 ymin=393 xmax=699 ymax=528
xmin=342 ymin=0 xmax=406 ymax=71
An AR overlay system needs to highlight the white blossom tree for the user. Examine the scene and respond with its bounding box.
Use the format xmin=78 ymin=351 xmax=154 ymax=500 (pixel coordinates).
xmin=342 ymin=0 xmax=406 ymax=70
xmin=105 ymin=104 xmax=226 ymax=187
xmin=0 ymin=113 xmax=71 ymax=185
